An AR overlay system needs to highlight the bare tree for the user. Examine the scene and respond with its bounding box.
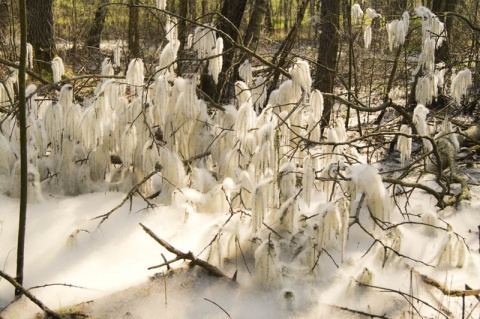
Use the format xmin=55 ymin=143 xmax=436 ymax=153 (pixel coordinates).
xmin=315 ymin=0 xmax=341 ymax=127
xmin=27 ymin=0 xmax=56 ymax=73
xmin=128 ymin=0 xmax=140 ymax=59
xmin=16 ymin=0 xmax=28 ymax=299
xmin=86 ymin=0 xmax=109 ymax=50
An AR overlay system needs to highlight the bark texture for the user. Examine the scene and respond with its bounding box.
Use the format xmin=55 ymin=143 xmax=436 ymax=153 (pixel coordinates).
xmin=27 ymin=0 xmax=55 ymax=73
xmin=315 ymin=0 xmax=341 ymax=127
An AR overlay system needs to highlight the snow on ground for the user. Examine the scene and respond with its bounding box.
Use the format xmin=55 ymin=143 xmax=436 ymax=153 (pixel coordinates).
xmin=1 ymin=178 xmax=480 ymax=318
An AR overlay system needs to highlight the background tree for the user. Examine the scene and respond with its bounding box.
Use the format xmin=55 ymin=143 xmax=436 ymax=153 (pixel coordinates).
xmin=315 ymin=0 xmax=341 ymax=127
xmin=128 ymin=0 xmax=140 ymax=59
xmin=27 ymin=0 xmax=55 ymax=74
xmin=15 ymin=0 xmax=28 ymax=298
xmin=86 ymin=0 xmax=109 ymax=50
xmin=215 ymin=0 xmax=248 ymax=102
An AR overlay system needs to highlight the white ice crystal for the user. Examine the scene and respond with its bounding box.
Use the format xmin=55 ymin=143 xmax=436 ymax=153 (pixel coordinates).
xmin=289 ymin=58 xmax=312 ymax=96
xmin=402 ymin=11 xmax=410 ymax=34
xmin=235 ymin=81 xmax=252 ymax=106
xmin=310 ymin=89 xmax=324 ymax=120
xmin=239 ymin=59 xmax=252 ymax=85
xmin=413 ymin=104 xmax=430 ymax=136
xmin=126 ymin=59 xmax=145 ymax=87
xmin=165 ymin=16 xmax=178 ymax=44
xmin=351 ymin=3 xmax=364 ymax=24
xmin=255 ymin=240 xmax=281 ymax=288
xmin=193 ymin=26 xmax=216 ymax=59
xmin=346 ymin=164 xmax=391 ymax=222
xmin=451 ymin=68 xmax=472 ymax=105
xmin=159 ymin=39 xmax=180 ymax=75
xmin=315 ymin=201 xmax=342 ymax=250
xmin=251 ymin=76 xmax=267 ymax=113
xmin=386 ymin=19 xmax=406 ymax=51
xmin=113 ymin=40 xmax=122 ymax=66
xmin=365 ymin=8 xmax=381 ymax=20
xmin=51 ymin=57 xmax=65 ymax=83
xmin=396 ymin=124 xmax=412 ymax=165
xmin=302 ymin=156 xmax=315 ymax=207
xmin=416 ymin=74 xmax=437 ymax=106
xmin=101 ymin=58 xmax=114 ymax=76
xmin=156 ymin=0 xmax=166 ymax=10
xmin=364 ymin=26 xmax=372 ymax=49
xmin=26 ymin=42 xmax=33 ymax=69
xmin=276 ymin=79 xmax=302 ymax=113
xmin=415 ymin=6 xmax=445 ymax=46
xmin=208 ymin=37 xmax=223 ymax=84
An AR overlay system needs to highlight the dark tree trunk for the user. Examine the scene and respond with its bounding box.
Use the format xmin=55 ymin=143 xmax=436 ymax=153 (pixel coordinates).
xmin=244 ymin=0 xmax=268 ymax=50
xmin=265 ymin=0 xmax=274 ymax=34
xmin=189 ymin=0 xmax=196 ymax=21
xmin=314 ymin=0 xmax=340 ymax=128
xmin=16 ymin=0 xmax=28 ymax=298
xmin=86 ymin=0 xmax=108 ymax=50
xmin=26 ymin=0 xmax=55 ymax=73
xmin=128 ymin=0 xmax=140 ymax=59
xmin=0 ymin=0 xmax=9 ymax=44
xmin=432 ymin=0 xmax=459 ymax=63
xmin=215 ymin=0 xmax=248 ymax=102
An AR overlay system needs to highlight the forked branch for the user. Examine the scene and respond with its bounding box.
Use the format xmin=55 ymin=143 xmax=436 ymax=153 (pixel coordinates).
xmin=140 ymin=223 xmax=234 ymax=280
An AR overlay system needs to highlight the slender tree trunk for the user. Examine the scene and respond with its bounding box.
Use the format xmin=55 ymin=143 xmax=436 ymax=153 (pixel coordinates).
xmin=265 ymin=0 xmax=274 ymax=33
xmin=0 ymin=0 xmax=9 ymax=44
xmin=128 ymin=0 xmax=140 ymax=59
xmin=189 ymin=0 xmax=196 ymax=21
xmin=244 ymin=0 xmax=267 ymax=50
xmin=215 ymin=0 xmax=248 ymax=102
xmin=86 ymin=0 xmax=109 ymax=50
xmin=26 ymin=0 xmax=55 ymax=73
xmin=432 ymin=0 xmax=459 ymax=63
xmin=315 ymin=0 xmax=340 ymax=128
xmin=16 ymin=0 xmax=28 ymax=298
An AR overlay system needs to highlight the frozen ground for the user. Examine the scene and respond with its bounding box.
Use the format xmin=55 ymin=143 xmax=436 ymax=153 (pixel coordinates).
xmin=1 ymin=173 xmax=480 ymax=319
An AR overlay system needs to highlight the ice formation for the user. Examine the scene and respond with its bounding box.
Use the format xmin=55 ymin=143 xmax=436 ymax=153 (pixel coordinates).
xmin=346 ymin=164 xmax=391 ymax=222
xmin=208 ymin=37 xmax=223 ymax=84
xmin=364 ymin=26 xmax=372 ymax=49
xmin=289 ymin=58 xmax=312 ymax=96
xmin=451 ymin=68 xmax=472 ymax=105
xmin=351 ymin=3 xmax=364 ymax=24
xmin=239 ymin=59 xmax=252 ymax=85
xmin=51 ymin=57 xmax=65 ymax=83
xmin=365 ymin=8 xmax=381 ymax=20
xmin=156 ymin=0 xmax=166 ymax=10
xmin=396 ymin=124 xmax=412 ymax=165
xmin=386 ymin=19 xmax=406 ymax=51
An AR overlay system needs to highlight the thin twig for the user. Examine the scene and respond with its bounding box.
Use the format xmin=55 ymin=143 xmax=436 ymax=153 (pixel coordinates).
xmin=204 ymin=298 xmax=232 ymax=318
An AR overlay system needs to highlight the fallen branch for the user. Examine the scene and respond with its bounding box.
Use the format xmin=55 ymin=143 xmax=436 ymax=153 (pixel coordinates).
xmin=92 ymin=168 xmax=161 ymax=224
xmin=0 ymin=270 xmax=64 ymax=319
xmin=417 ymin=271 xmax=480 ymax=297
xmin=140 ymin=223 xmax=234 ymax=280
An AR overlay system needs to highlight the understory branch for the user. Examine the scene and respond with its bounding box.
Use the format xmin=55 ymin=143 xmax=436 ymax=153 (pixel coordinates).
xmin=140 ymin=223 xmax=234 ymax=280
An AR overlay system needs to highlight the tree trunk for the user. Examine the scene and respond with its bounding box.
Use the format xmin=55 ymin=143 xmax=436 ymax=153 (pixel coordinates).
xmin=0 ymin=0 xmax=9 ymax=45
xmin=432 ymin=0 xmax=459 ymax=63
xmin=265 ymin=0 xmax=274 ymax=34
xmin=244 ymin=0 xmax=268 ymax=50
xmin=86 ymin=0 xmax=108 ymax=50
xmin=315 ymin=0 xmax=340 ymax=128
xmin=26 ymin=0 xmax=55 ymax=73
xmin=16 ymin=0 xmax=28 ymax=298
xmin=128 ymin=0 xmax=140 ymax=59
xmin=215 ymin=0 xmax=248 ymax=102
